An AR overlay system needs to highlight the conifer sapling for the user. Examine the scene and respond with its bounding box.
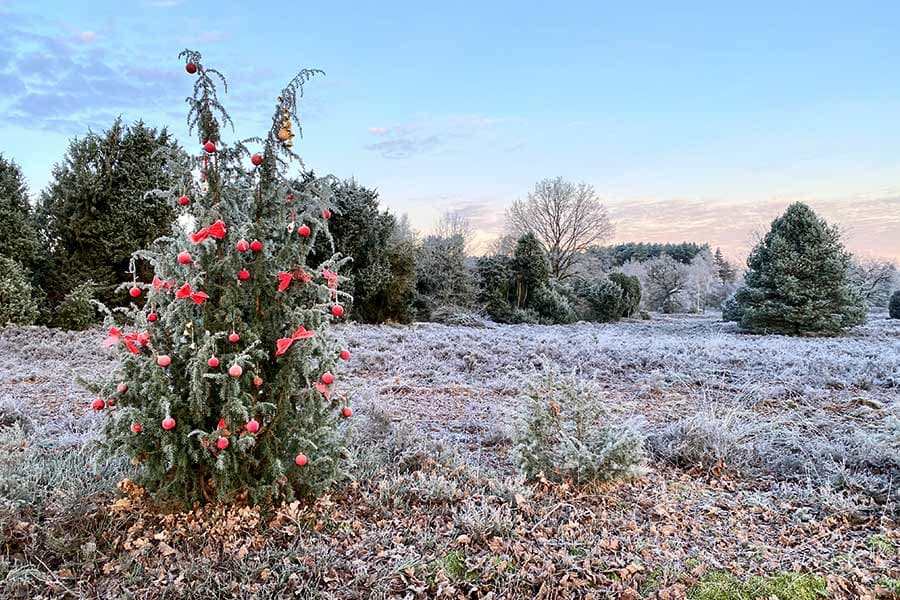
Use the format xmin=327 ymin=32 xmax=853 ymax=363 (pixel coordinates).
xmin=93 ymin=50 xmax=352 ymax=506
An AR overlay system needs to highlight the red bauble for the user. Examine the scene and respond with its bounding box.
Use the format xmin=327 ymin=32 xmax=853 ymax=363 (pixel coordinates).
xmin=129 ymin=286 xmax=141 ymax=298
xmin=341 ymin=406 xmax=353 ymax=418
xmin=331 ymin=304 xmax=344 ymax=317
xmin=92 ymin=398 xmax=105 ymax=411
xmin=117 ymin=382 xmax=128 ymax=394
xmin=236 ymin=239 xmax=250 ymax=252
xmin=148 ymin=312 xmax=158 ymax=322
xmin=157 ymin=355 xmax=171 ymax=367
xmin=204 ymin=141 xmax=217 ymax=153
xmin=177 ymin=251 xmax=192 ymax=264
xmin=297 ymin=225 xmax=311 ymax=238
xmin=295 ymin=453 xmax=308 ymax=467
xmin=131 ymin=422 xmax=142 ymax=433
xmin=285 ymin=194 xmax=294 ymax=202
xmin=253 ymin=376 xmax=263 ymax=388
xmin=339 ymin=349 xmax=351 ymax=361
xmin=323 ymin=209 xmax=332 ymax=220
xmin=250 ymin=239 xmax=263 ymax=252
xmin=185 ymin=62 xmax=197 ymax=74
xmin=178 ymin=195 xmax=190 ymax=206
xmin=251 ymin=154 xmax=262 ymax=166
xmin=106 ymin=397 xmax=116 ymax=407
xmin=207 ymin=356 xmax=220 ymax=368
xmin=229 ymin=364 xmax=243 ymax=378
xmin=216 ymin=437 xmax=229 ymax=450
xmin=162 ymin=416 xmax=176 ymax=430
xmin=321 ymin=372 xmax=334 ymax=385
xmin=229 ymin=332 xmax=240 ymax=343
xmin=246 ymin=419 xmax=260 ymax=433
xmin=238 ymin=269 xmax=250 ymax=281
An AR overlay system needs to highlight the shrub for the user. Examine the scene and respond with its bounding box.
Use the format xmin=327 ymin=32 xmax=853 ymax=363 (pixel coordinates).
xmin=572 ymin=276 xmax=624 ymax=322
xmin=721 ymin=292 xmax=743 ymax=323
xmin=416 ymin=233 xmax=474 ymax=317
xmin=0 ymin=257 xmax=38 ymax=326
xmin=475 ymin=255 xmax=515 ymax=322
xmin=50 ymin=281 xmax=96 ymax=330
xmin=732 ymin=202 xmax=865 ymax=335
xmin=512 ymin=373 xmax=646 ymax=484
xmin=529 ymin=284 xmax=577 ymax=324
xmin=608 ymin=272 xmax=641 ymax=317
xmin=890 ymin=291 xmax=900 ymax=319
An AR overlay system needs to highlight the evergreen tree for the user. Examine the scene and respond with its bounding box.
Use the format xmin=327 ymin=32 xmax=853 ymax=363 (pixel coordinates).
xmin=308 ymin=177 xmax=415 ymax=323
xmin=889 ymin=291 xmax=900 ymax=319
xmin=512 ymin=233 xmax=550 ymax=308
xmin=475 ymin=255 xmax=514 ymax=322
xmin=0 ymin=256 xmax=39 ymax=326
xmin=415 ymin=233 xmax=473 ymax=316
xmin=92 ymin=51 xmax=351 ymax=507
xmin=0 ymin=154 xmax=39 ymax=270
xmin=35 ymin=118 xmax=185 ymax=308
xmin=713 ymin=247 xmax=736 ymax=283
xmin=732 ymin=202 xmax=864 ymax=335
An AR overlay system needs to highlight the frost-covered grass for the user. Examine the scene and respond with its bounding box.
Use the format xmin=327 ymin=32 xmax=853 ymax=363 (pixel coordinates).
xmin=0 ymin=313 xmax=898 ymax=597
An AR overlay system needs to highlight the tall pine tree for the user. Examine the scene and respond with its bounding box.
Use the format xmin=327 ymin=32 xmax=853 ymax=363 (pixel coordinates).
xmin=732 ymin=202 xmax=864 ymax=335
xmin=0 ymin=154 xmax=39 ymax=270
xmin=93 ymin=50 xmax=352 ymax=507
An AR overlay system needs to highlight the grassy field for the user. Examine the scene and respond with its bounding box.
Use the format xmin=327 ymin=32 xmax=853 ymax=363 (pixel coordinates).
xmin=0 ymin=313 xmax=897 ymax=598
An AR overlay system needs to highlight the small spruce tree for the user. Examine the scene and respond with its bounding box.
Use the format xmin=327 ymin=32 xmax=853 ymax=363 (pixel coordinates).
xmin=732 ymin=202 xmax=865 ymax=335
xmin=92 ymin=51 xmax=352 ymax=507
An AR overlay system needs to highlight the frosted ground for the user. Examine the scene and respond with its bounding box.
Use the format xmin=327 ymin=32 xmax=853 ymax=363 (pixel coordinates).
xmin=0 ymin=313 xmax=898 ymax=597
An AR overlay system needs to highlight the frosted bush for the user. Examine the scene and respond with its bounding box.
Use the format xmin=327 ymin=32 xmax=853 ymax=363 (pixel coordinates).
xmin=512 ymin=371 xmax=646 ymax=484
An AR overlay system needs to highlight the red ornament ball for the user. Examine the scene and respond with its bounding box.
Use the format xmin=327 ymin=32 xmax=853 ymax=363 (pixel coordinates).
xmin=229 ymin=364 xmax=243 ymax=378
xmin=216 ymin=437 xmax=229 ymax=450
xmin=285 ymin=194 xmax=294 ymax=202
xmin=331 ymin=304 xmax=345 ymax=317
xmin=229 ymin=332 xmax=240 ymax=343
xmin=251 ymin=153 xmax=262 ymax=166
xmin=295 ymin=453 xmax=308 ymax=467
xmin=341 ymin=406 xmax=353 ymax=418
xmin=129 ymin=286 xmax=141 ymax=298
xmin=177 ymin=251 xmax=192 ymax=265
xmin=92 ymin=398 xmax=105 ymax=411
xmin=297 ymin=225 xmax=311 ymax=238
xmin=178 ymin=195 xmax=189 ymax=206
xmin=204 ymin=141 xmax=217 ymax=153
xmin=131 ymin=422 xmax=142 ymax=433
xmin=321 ymin=372 xmax=334 ymax=385
xmin=253 ymin=376 xmax=263 ymax=387
xmin=207 ymin=356 xmax=220 ymax=368
xmin=157 ymin=355 xmax=171 ymax=367
xmin=339 ymin=349 xmax=350 ymax=361
xmin=117 ymin=382 xmax=128 ymax=394
xmin=236 ymin=239 xmax=250 ymax=252
xmin=185 ymin=62 xmax=197 ymax=74
xmin=250 ymin=239 xmax=263 ymax=252
xmin=323 ymin=209 xmax=332 ymax=220
xmin=246 ymin=419 xmax=260 ymax=433
xmin=162 ymin=416 xmax=176 ymax=430
xmin=148 ymin=312 xmax=158 ymax=322
xmin=238 ymin=269 xmax=250 ymax=281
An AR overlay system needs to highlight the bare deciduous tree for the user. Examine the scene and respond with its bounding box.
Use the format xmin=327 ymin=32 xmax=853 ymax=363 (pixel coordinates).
xmin=435 ymin=210 xmax=474 ymax=254
xmin=849 ymin=258 xmax=897 ymax=307
xmin=507 ymin=177 xmax=614 ymax=278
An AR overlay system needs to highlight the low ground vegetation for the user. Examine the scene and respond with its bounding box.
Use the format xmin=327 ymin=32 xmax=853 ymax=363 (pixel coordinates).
xmin=1 ymin=313 xmax=897 ymax=597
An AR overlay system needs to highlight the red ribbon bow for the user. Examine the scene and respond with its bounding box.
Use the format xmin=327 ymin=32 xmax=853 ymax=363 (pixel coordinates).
xmin=103 ymin=328 xmax=149 ymax=354
xmin=152 ymin=275 xmax=174 ymax=292
xmin=275 ymin=326 xmax=316 ymax=356
xmin=276 ymin=270 xmax=312 ymax=292
xmin=315 ymin=381 xmax=331 ymax=399
xmin=322 ymin=268 xmax=339 ymax=289
xmin=189 ymin=219 xmax=227 ymax=243
xmin=175 ymin=283 xmax=209 ymax=304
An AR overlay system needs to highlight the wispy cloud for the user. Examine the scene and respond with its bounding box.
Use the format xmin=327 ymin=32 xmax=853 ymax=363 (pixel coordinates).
xmin=364 ymin=114 xmax=497 ymax=159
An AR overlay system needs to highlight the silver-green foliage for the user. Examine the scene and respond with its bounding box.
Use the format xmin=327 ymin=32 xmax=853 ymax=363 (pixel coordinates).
xmin=0 ymin=256 xmax=38 ymax=326
xmin=512 ymin=372 xmax=646 ymax=484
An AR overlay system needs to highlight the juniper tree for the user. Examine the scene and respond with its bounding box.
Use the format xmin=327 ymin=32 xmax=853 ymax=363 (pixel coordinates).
xmin=732 ymin=202 xmax=865 ymax=335
xmin=91 ymin=50 xmax=352 ymax=507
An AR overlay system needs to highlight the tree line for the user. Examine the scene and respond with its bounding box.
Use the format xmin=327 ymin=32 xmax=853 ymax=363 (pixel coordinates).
xmin=1 ymin=119 xmax=898 ymax=333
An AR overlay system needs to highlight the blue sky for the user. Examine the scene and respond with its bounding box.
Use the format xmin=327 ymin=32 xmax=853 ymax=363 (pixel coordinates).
xmin=1 ymin=0 xmax=899 ymax=259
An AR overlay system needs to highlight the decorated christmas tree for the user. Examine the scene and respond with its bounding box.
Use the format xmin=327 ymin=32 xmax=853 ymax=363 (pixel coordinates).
xmin=90 ymin=50 xmax=353 ymax=506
